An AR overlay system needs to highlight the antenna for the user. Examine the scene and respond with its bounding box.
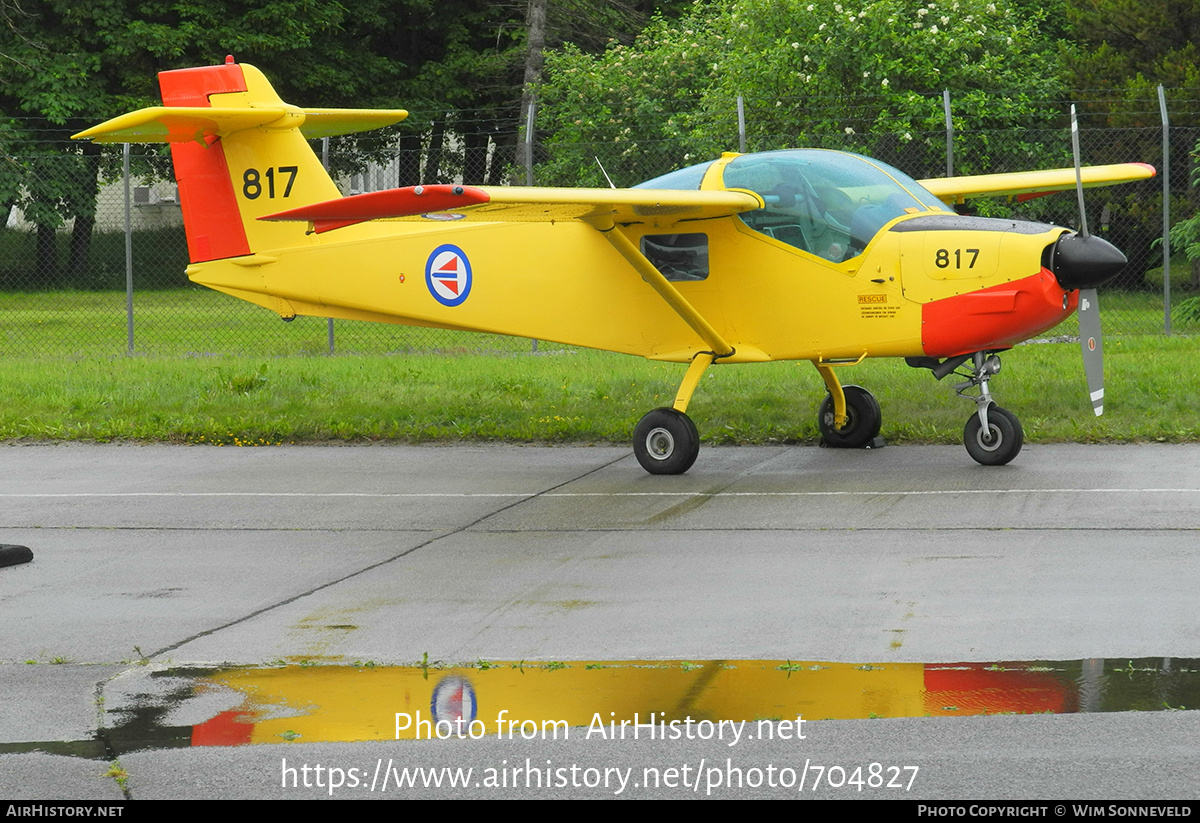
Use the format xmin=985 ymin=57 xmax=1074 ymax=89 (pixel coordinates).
xmin=594 ymin=157 xmax=616 ymax=189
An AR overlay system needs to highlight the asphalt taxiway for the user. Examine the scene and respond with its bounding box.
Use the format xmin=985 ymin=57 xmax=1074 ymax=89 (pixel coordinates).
xmin=2 ymin=442 xmax=1198 ymax=799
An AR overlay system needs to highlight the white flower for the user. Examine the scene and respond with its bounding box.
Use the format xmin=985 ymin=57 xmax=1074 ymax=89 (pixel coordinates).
xmin=941 ymin=15 xmax=950 ymax=24
xmin=804 ymin=54 xmax=811 ymax=62
xmin=792 ymin=41 xmax=800 ymax=48
xmin=835 ymin=3 xmax=842 ymax=11
xmin=918 ymin=8 xmax=928 ymax=16
xmin=881 ymin=78 xmax=889 ymax=87
xmin=807 ymin=3 xmax=815 ymax=10
xmin=930 ymin=24 xmax=939 ymax=33
xmin=819 ymin=22 xmax=826 ymax=30
xmin=902 ymin=132 xmax=913 ymax=141
xmin=844 ymin=126 xmax=855 ymax=135
xmin=863 ymin=71 xmax=870 ymax=78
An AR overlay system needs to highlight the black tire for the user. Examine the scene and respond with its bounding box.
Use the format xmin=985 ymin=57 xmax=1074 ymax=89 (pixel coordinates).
xmin=964 ymin=405 xmax=1023 ymax=466
xmin=818 ymin=385 xmax=882 ymax=448
xmin=633 ymin=408 xmax=700 ymax=475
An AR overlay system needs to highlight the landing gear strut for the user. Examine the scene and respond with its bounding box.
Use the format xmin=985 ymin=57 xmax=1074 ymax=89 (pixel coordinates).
xmin=631 ymin=352 xmax=715 ymax=475
xmin=954 ymin=352 xmax=1023 ymax=465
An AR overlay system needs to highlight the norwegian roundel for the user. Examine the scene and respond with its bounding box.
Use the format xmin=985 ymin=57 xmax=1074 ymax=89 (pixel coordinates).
xmin=431 ymin=675 xmax=477 ymax=725
xmin=425 ymin=244 xmax=472 ymax=307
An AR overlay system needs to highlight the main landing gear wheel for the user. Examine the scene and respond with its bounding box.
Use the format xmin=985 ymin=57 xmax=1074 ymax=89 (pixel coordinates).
xmin=964 ymin=405 xmax=1023 ymax=466
xmin=818 ymin=385 xmax=882 ymax=448
xmin=633 ymin=408 xmax=700 ymax=475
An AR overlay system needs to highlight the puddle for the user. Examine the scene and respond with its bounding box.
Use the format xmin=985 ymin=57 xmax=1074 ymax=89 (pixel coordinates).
xmin=5 ymin=657 xmax=1197 ymax=757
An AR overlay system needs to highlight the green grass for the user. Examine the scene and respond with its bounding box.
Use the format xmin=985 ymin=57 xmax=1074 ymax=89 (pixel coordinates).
xmin=0 ymin=287 xmax=554 ymax=357
xmin=0 ymin=334 xmax=1197 ymax=445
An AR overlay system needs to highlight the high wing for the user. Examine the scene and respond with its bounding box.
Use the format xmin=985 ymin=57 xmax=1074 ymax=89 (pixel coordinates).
xmin=918 ymin=163 xmax=1156 ymax=204
xmin=261 ymin=184 xmax=764 ymax=233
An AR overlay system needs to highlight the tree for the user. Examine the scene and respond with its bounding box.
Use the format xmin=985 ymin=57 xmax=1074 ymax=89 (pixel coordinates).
xmin=1061 ymin=1 xmax=1200 ymax=287
xmin=1065 ymin=0 xmax=1200 ymax=97
xmin=0 ymin=0 xmax=681 ymax=285
xmin=536 ymin=0 xmax=1071 ymax=186
xmin=0 ymin=0 xmax=413 ymax=282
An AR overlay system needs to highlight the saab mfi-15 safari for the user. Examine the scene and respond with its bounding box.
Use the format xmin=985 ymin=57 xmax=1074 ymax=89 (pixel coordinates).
xmin=76 ymin=59 xmax=1154 ymax=474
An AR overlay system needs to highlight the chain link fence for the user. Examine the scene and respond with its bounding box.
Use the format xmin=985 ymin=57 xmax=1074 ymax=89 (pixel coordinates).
xmin=2 ymin=88 xmax=1198 ymax=357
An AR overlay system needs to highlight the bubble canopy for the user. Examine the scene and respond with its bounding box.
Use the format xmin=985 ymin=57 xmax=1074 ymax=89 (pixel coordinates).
xmin=635 ymin=150 xmax=950 ymax=261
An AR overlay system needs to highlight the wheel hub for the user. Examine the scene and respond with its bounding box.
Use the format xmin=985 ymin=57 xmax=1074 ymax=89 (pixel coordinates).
xmin=976 ymin=425 xmax=1001 ymax=450
xmin=645 ymin=427 xmax=675 ymax=460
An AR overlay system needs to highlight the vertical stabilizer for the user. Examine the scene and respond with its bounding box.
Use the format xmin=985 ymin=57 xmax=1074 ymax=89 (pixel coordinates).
xmin=76 ymin=59 xmax=405 ymax=264
xmin=158 ymin=60 xmax=341 ymax=263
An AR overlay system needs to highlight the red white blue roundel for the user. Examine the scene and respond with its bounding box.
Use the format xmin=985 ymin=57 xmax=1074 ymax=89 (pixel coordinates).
xmin=426 ymin=244 xmax=472 ymax=307
xmin=431 ymin=675 xmax=477 ymax=725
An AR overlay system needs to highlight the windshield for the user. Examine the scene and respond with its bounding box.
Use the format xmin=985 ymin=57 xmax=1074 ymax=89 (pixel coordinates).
xmin=633 ymin=160 xmax=715 ymax=191
xmin=722 ymin=150 xmax=949 ymax=261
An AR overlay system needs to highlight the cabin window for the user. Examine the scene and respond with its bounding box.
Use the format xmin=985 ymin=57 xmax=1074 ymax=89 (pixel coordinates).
xmin=722 ymin=150 xmax=947 ymax=262
xmin=641 ymin=233 xmax=709 ymax=281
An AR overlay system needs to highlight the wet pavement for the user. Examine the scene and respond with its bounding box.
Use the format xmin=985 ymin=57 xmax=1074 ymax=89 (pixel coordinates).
xmin=1 ymin=442 xmax=1199 ymax=799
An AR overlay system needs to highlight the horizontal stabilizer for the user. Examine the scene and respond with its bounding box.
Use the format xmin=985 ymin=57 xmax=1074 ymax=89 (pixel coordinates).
xmin=294 ymin=109 xmax=410 ymax=140
xmin=262 ymin=185 xmax=763 ymax=233
xmin=920 ymin=163 xmax=1155 ymax=203
xmin=73 ymin=106 xmax=407 ymax=144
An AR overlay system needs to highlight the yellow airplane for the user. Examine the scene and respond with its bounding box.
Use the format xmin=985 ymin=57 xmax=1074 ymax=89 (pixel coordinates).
xmin=75 ymin=59 xmax=1155 ymax=474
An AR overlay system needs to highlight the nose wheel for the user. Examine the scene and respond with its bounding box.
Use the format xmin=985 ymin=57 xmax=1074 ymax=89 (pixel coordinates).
xmin=954 ymin=352 xmax=1024 ymax=466
xmin=964 ymin=404 xmax=1023 ymax=465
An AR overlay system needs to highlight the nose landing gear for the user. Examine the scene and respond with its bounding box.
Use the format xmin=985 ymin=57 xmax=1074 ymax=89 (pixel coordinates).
xmin=954 ymin=351 xmax=1023 ymax=465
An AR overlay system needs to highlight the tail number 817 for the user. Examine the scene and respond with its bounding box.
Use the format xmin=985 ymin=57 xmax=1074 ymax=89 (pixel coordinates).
xmin=243 ymin=166 xmax=298 ymax=200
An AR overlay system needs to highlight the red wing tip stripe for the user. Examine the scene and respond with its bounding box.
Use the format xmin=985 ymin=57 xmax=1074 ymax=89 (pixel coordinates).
xmin=260 ymin=185 xmax=490 ymax=225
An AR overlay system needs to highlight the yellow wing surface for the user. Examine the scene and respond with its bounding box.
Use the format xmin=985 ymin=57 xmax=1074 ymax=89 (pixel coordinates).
xmin=261 ymin=185 xmax=765 ymax=233
xmin=919 ymin=163 xmax=1156 ymax=205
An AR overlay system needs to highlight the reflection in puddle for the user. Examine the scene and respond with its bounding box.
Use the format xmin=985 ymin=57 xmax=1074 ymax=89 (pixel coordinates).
xmin=7 ymin=658 xmax=1198 ymax=757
